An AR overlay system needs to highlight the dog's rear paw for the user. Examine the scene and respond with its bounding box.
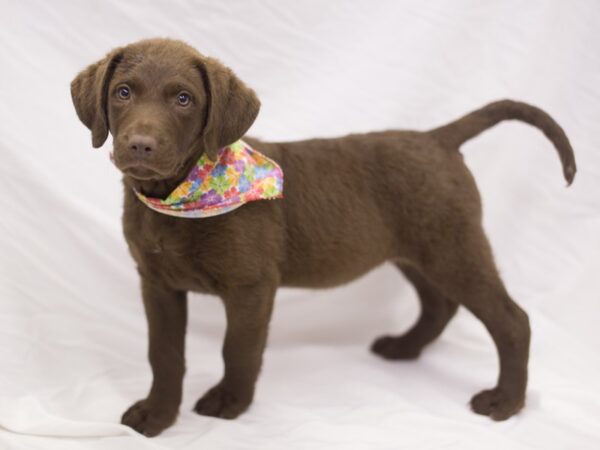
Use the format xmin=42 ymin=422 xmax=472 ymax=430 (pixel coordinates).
xmin=371 ymin=335 xmax=422 ymax=360
xmin=193 ymin=384 xmax=251 ymax=419
xmin=121 ymin=399 xmax=177 ymax=437
xmin=470 ymin=388 xmax=524 ymax=421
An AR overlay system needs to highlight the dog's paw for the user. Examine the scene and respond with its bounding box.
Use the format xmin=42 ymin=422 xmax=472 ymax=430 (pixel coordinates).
xmin=470 ymin=388 xmax=525 ymax=421
xmin=121 ymin=399 xmax=177 ymax=437
xmin=193 ymin=384 xmax=251 ymax=419
xmin=370 ymin=335 xmax=422 ymax=360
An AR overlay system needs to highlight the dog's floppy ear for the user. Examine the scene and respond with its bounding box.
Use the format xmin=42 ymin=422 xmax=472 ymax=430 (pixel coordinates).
xmin=197 ymin=57 xmax=260 ymax=160
xmin=70 ymin=48 xmax=123 ymax=148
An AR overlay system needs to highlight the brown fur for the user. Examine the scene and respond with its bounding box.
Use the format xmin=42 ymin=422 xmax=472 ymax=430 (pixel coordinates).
xmin=70 ymin=38 xmax=576 ymax=436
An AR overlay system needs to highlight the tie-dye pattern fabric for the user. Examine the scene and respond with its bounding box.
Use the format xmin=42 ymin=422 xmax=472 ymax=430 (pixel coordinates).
xmin=134 ymin=140 xmax=284 ymax=218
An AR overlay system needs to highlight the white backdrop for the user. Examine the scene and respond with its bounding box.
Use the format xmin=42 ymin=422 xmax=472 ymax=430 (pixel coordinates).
xmin=1 ymin=1 xmax=599 ymax=449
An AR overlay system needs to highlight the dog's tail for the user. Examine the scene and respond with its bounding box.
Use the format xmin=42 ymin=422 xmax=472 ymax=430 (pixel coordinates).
xmin=430 ymin=99 xmax=576 ymax=185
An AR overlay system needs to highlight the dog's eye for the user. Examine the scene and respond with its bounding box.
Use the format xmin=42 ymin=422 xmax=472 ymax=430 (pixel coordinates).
xmin=177 ymin=92 xmax=191 ymax=106
xmin=117 ymin=86 xmax=131 ymax=100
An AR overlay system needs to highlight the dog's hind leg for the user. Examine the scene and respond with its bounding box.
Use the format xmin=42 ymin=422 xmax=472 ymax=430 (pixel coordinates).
xmin=371 ymin=263 xmax=458 ymax=360
xmin=422 ymin=225 xmax=530 ymax=420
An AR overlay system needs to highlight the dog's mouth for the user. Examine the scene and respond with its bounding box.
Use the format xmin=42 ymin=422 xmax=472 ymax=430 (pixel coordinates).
xmin=120 ymin=165 xmax=163 ymax=180
xmin=111 ymin=151 xmax=174 ymax=181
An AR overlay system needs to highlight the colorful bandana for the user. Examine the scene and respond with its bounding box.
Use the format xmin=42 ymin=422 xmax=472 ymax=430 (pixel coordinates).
xmin=134 ymin=140 xmax=284 ymax=218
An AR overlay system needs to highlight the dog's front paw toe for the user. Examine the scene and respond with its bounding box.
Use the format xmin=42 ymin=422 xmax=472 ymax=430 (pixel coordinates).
xmin=193 ymin=384 xmax=251 ymax=419
xmin=470 ymin=388 xmax=524 ymax=421
xmin=121 ymin=399 xmax=177 ymax=437
xmin=371 ymin=335 xmax=422 ymax=360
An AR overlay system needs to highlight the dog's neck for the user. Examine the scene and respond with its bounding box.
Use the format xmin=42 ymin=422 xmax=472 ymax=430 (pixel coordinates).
xmin=124 ymin=177 xmax=182 ymax=199
xmin=123 ymin=152 xmax=201 ymax=199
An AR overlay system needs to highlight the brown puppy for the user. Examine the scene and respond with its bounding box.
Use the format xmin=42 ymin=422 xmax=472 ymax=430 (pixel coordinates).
xmin=70 ymin=38 xmax=576 ymax=436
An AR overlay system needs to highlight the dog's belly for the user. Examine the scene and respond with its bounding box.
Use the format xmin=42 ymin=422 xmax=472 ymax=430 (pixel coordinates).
xmin=280 ymin=254 xmax=389 ymax=289
xmin=278 ymin=212 xmax=398 ymax=288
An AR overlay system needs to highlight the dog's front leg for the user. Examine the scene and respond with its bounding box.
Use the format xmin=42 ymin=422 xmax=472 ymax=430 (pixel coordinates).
xmin=121 ymin=279 xmax=187 ymax=436
xmin=194 ymin=281 xmax=276 ymax=419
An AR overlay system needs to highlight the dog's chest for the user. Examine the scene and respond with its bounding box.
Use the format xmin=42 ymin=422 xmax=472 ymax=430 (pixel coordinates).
xmin=123 ymin=205 xmax=219 ymax=293
xmin=123 ymin=190 xmax=282 ymax=293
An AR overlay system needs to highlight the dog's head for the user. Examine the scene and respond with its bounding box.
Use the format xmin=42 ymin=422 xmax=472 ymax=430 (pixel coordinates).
xmin=70 ymin=38 xmax=260 ymax=184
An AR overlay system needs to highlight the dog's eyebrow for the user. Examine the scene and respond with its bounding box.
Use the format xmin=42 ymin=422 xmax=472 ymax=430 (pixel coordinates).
xmin=162 ymin=79 xmax=196 ymax=93
xmin=112 ymin=75 xmax=145 ymax=93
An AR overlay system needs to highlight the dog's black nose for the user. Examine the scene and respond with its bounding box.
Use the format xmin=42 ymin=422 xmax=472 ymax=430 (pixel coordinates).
xmin=128 ymin=134 xmax=157 ymax=155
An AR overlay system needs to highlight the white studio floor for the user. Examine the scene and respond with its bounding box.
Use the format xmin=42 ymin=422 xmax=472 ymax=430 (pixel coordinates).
xmin=1 ymin=1 xmax=599 ymax=449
